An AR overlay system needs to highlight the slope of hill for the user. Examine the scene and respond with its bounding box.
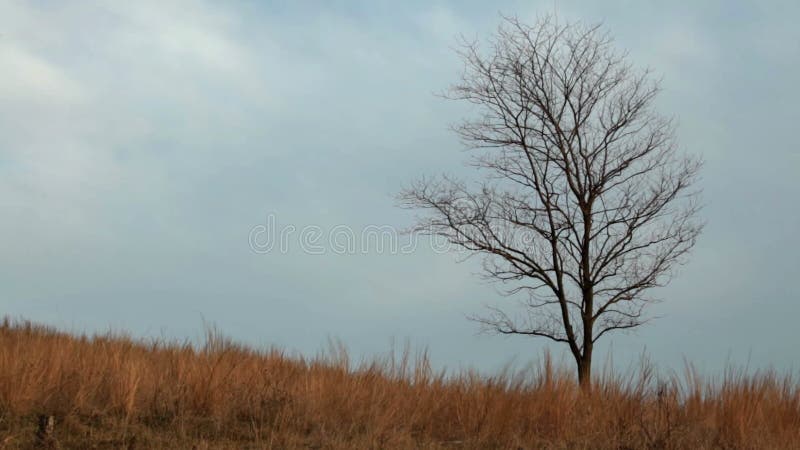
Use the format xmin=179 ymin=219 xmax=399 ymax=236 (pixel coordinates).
xmin=0 ymin=318 xmax=798 ymax=449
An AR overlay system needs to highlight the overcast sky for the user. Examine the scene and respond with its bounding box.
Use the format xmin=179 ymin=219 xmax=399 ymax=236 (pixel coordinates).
xmin=1 ymin=0 xmax=798 ymax=375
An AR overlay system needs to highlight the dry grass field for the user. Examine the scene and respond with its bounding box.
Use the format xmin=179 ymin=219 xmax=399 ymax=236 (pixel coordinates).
xmin=0 ymin=318 xmax=798 ymax=449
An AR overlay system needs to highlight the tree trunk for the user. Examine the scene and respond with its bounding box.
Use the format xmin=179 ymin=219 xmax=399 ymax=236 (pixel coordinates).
xmin=577 ymin=351 xmax=592 ymax=390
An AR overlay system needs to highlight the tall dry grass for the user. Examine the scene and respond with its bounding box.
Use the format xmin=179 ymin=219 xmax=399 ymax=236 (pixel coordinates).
xmin=0 ymin=318 xmax=798 ymax=449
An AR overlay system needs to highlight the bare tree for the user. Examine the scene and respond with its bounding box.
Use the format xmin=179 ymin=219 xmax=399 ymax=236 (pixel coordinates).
xmin=399 ymin=16 xmax=702 ymax=388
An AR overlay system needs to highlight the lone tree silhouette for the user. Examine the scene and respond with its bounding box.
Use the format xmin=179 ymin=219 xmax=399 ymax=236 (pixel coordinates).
xmin=400 ymin=16 xmax=703 ymax=388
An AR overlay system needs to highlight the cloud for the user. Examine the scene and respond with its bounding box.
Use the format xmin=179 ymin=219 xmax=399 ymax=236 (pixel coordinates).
xmin=0 ymin=0 xmax=798 ymax=374
xmin=0 ymin=43 xmax=85 ymax=104
xmin=97 ymin=1 xmax=267 ymax=93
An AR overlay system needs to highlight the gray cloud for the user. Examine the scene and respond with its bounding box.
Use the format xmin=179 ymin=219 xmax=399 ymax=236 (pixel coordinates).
xmin=1 ymin=0 xmax=798 ymax=374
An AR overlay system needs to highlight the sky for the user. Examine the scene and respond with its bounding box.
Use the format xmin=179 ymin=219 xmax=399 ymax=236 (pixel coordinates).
xmin=1 ymin=0 xmax=798 ymax=376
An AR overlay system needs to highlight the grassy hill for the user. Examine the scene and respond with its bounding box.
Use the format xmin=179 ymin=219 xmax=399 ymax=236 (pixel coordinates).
xmin=0 ymin=318 xmax=798 ymax=449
